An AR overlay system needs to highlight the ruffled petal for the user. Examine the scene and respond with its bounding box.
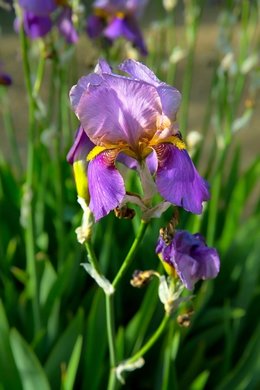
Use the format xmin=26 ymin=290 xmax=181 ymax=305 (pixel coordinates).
xmin=70 ymin=73 xmax=102 ymax=110
xmin=75 ymin=75 xmax=161 ymax=148
xmin=88 ymin=150 xmax=125 ymax=220
xmin=155 ymin=144 xmax=210 ymax=214
xmin=119 ymin=59 xmax=181 ymax=118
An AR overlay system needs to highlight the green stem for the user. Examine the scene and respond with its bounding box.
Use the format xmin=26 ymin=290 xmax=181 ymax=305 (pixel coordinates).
xmin=0 ymin=88 xmax=22 ymax=174
xmin=127 ymin=314 xmax=170 ymax=365
xmin=112 ymin=220 xmax=148 ymax=289
xmin=54 ymin=61 xmax=65 ymax=269
xmin=106 ymin=295 xmax=117 ymax=390
xmin=33 ymin=50 xmax=45 ymax=97
xmin=84 ymin=240 xmax=117 ymax=390
xmin=20 ymin=27 xmax=40 ymax=332
xmin=84 ymin=240 xmax=102 ymax=274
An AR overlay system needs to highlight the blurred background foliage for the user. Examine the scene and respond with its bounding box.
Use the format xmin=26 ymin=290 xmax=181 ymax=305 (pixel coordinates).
xmin=0 ymin=0 xmax=259 ymax=389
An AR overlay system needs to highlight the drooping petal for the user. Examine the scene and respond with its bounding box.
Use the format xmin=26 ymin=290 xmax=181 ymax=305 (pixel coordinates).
xmin=23 ymin=11 xmax=52 ymax=39
xmin=104 ymin=16 xmax=136 ymax=41
xmin=57 ymin=8 xmax=78 ymax=44
xmin=75 ymin=75 xmax=161 ymax=148
xmin=67 ymin=126 xmax=94 ymax=164
xmin=155 ymin=144 xmax=210 ymax=214
xmin=88 ymin=150 xmax=125 ymax=220
xmin=119 ymin=59 xmax=181 ymax=119
xmin=103 ymin=15 xmax=147 ymax=55
xmin=86 ymin=14 xmax=105 ymax=38
xmin=67 ymin=126 xmax=94 ymax=202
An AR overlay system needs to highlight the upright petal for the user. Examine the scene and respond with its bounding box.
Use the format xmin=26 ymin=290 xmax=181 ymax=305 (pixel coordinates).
xmin=119 ymin=59 xmax=181 ymax=119
xmin=75 ymin=75 xmax=161 ymax=148
xmin=155 ymin=144 xmax=210 ymax=214
xmin=88 ymin=150 xmax=125 ymax=220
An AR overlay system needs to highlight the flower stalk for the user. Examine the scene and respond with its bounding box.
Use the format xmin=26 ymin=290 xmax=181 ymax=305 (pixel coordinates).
xmin=20 ymin=26 xmax=40 ymax=332
xmin=112 ymin=220 xmax=149 ymax=289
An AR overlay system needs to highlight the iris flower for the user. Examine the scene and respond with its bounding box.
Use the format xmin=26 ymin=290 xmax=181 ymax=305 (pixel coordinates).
xmin=17 ymin=0 xmax=78 ymax=43
xmin=68 ymin=59 xmax=209 ymax=221
xmin=156 ymin=231 xmax=220 ymax=290
xmin=0 ymin=67 xmax=12 ymax=86
xmin=87 ymin=0 xmax=148 ymax=55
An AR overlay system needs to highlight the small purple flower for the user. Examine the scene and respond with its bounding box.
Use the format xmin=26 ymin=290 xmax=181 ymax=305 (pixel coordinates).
xmin=17 ymin=0 xmax=78 ymax=42
xmin=156 ymin=231 xmax=220 ymax=290
xmin=0 ymin=70 xmax=12 ymax=86
xmin=68 ymin=59 xmax=210 ymax=221
xmin=87 ymin=0 xmax=148 ymax=55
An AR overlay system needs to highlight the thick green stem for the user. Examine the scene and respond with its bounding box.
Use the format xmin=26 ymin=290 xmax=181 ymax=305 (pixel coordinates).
xmin=20 ymin=27 xmax=40 ymax=332
xmin=112 ymin=220 xmax=148 ymax=289
xmin=127 ymin=314 xmax=170 ymax=365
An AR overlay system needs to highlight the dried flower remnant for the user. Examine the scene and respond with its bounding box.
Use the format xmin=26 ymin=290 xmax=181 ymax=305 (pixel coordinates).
xmin=156 ymin=230 xmax=220 ymax=291
xmin=87 ymin=0 xmax=148 ymax=55
xmin=68 ymin=59 xmax=209 ymax=221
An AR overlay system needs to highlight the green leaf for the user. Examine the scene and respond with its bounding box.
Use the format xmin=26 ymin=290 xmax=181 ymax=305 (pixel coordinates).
xmin=190 ymin=370 xmax=210 ymax=390
xmin=44 ymin=308 xmax=84 ymax=388
xmin=82 ymin=290 xmax=107 ymax=390
xmin=9 ymin=328 xmax=50 ymax=390
xmin=218 ymin=326 xmax=260 ymax=390
xmin=0 ymin=301 xmax=23 ymax=390
xmin=62 ymin=335 xmax=83 ymax=390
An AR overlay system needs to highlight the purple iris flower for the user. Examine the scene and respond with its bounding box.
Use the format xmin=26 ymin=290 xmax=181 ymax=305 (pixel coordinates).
xmin=0 ymin=69 xmax=12 ymax=86
xmin=156 ymin=231 xmax=220 ymax=290
xmin=17 ymin=0 xmax=78 ymax=43
xmin=68 ymin=59 xmax=210 ymax=221
xmin=87 ymin=0 xmax=148 ymax=55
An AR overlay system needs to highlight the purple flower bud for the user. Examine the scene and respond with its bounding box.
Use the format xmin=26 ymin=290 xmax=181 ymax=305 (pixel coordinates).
xmin=156 ymin=231 xmax=220 ymax=290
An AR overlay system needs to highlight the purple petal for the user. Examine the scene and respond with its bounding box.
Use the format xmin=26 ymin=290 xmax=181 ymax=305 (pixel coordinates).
xmin=19 ymin=0 xmax=56 ymax=15
xmin=119 ymin=59 xmax=181 ymax=118
xmin=155 ymin=144 xmax=210 ymax=214
xmin=23 ymin=11 xmax=52 ymax=39
xmin=57 ymin=8 xmax=78 ymax=44
xmin=75 ymin=75 xmax=161 ymax=148
xmin=67 ymin=126 xmax=94 ymax=164
xmin=86 ymin=15 xmax=105 ymax=38
xmin=88 ymin=151 xmax=125 ymax=220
